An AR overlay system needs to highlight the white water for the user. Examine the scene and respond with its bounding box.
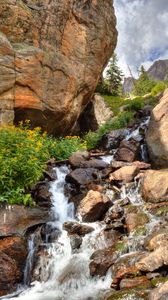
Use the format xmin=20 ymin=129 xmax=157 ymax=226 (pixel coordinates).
xmin=5 ymin=166 xmax=112 ymax=300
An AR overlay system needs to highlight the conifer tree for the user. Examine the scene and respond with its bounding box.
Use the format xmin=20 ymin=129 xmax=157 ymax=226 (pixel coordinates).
xmin=105 ymin=53 xmax=123 ymax=96
xmin=133 ymin=65 xmax=155 ymax=96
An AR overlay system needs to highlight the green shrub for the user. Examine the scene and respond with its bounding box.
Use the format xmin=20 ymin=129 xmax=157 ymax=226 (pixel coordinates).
xmin=151 ymin=81 xmax=166 ymax=96
xmin=0 ymin=124 xmax=86 ymax=205
xmin=84 ymin=111 xmax=134 ymax=150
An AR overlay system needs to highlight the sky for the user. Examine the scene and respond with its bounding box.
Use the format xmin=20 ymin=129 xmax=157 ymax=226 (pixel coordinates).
xmin=113 ymin=0 xmax=168 ymax=77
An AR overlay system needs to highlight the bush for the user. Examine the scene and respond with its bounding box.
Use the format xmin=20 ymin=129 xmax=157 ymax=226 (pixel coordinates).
xmin=84 ymin=111 xmax=134 ymax=150
xmin=0 ymin=124 xmax=86 ymax=205
xmin=151 ymin=81 xmax=166 ymax=96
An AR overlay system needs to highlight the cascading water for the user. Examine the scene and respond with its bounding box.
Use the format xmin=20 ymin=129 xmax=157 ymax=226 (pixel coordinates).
xmin=4 ymin=166 xmax=111 ymax=300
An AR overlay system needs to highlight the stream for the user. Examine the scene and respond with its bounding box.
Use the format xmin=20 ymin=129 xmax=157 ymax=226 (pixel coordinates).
xmin=3 ymin=117 xmax=161 ymax=300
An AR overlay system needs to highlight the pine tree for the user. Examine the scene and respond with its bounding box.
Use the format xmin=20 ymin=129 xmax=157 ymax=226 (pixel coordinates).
xmin=105 ymin=53 xmax=123 ymax=96
xmin=133 ymin=65 xmax=155 ymax=96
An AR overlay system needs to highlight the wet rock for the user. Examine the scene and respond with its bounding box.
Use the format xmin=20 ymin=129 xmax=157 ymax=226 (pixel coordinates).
xmin=125 ymin=212 xmax=149 ymax=234
xmin=100 ymin=129 xmax=128 ymax=150
xmin=31 ymin=181 xmax=52 ymax=207
xmin=78 ymin=190 xmax=111 ymax=222
xmin=89 ymin=246 xmax=119 ymax=277
xmin=114 ymin=139 xmax=140 ymax=162
xmin=136 ymin=246 xmax=168 ymax=272
xmin=149 ymin=281 xmax=168 ymax=300
xmin=106 ymin=289 xmax=148 ymax=300
xmin=109 ymin=165 xmax=139 ymax=183
xmin=111 ymin=252 xmax=144 ymax=288
xmin=0 ymin=236 xmax=27 ymax=296
xmin=141 ymin=170 xmax=168 ymax=203
xmin=110 ymin=160 xmax=151 ymax=170
xmin=66 ymin=168 xmax=99 ymax=187
xmin=69 ymin=151 xmax=108 ymax=169
xmin=70 ymin=234 xmax=82 ymax=252
xmin=146 ymin=89 xmax=168 ymax=167
xmin=104 ymin=205 xmax=124 ymax=223
xmin=119 ymin=276 xmax=151 ymax=289
xmin=63 ymin=221 xmax=94 ymax=236
xmin=0 ymin=204 xmax=50 ymax=237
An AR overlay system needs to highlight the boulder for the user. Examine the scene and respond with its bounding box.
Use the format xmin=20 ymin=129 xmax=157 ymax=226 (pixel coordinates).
xmin=66 ymin=168 xmax=99 ymax=187
xmin=0 ymin=204 xmax=50 ymax=237
xmin=78 ymin=190 xmax=111 ymax=222
xmin=141 ymin=170 xmax=168 ymax=203
xmin=31 ymin=181 xmax=52 ymax=207
xmin=63 ymin=221 xmax=94 ymax=236
xmin=146 ymin=89 xmax=168 ymax=167
xmin=0 ymin=236 xmax=27 ymax=296
xmin=119 ymin=276 xmax=150 ymax=290
xmin=125 ymin=212 xmax=149 ymax=234
xmin=144 ymin=231 xmax=168 ymax=251
xmin=109 ymin=165 xmax=139 ymax=183
xmin=101 ymin=129 xmax=128 ymax=150
xmin=149 ymin=281 xmax=168 ymax=300
xmin=0 ymin=0 xmax=117 ymax=133
xmin=136 ymin=246 xmax=168 ymax=272
xmin=69 ymin=151 xmax=108 ymax=169
xmin=115 ymin=139 xmax=140 ymax=162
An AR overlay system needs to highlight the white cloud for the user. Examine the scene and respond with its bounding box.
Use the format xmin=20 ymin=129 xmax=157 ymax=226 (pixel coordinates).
xmin=113 ymin=0 xmax=168 ymax=77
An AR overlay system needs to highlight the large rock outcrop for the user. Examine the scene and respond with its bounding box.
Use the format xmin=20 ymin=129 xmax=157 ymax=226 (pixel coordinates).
xmin=0 ymin=0 xmax=117 ymax=134
xmin=146 ymin=89 xmax=168 ymax=166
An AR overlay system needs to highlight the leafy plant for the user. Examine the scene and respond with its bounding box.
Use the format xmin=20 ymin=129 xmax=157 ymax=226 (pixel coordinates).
xmin=151 ymin=81 xmax=166 ymax=96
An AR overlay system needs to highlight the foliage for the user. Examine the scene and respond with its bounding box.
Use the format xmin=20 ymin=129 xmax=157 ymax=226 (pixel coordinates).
xmin=151 ymin=81 xmax=166 ymax=96
xmin=0 ymin=123 xmax=86 ymax=205
xmin=84 ymin=111 xmax=134 ymax=150
xmin=133 ymin=65 xmax=156 ymax=96
xmin=105 ymin=53 xmax=124 ymax=96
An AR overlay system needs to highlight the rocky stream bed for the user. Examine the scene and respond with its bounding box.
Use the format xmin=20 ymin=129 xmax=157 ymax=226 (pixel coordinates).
xmin=0 ymin=96 xmax=168 ymax=300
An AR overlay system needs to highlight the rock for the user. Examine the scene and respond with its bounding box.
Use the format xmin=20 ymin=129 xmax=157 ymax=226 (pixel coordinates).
xmin=89 ymin=246 xmax=119 ymax=277
xmin=0 ymin=0 xmax=117 ymax=133
xmin=125 ymin=212 xmax=149 ymax=234
xmin=149 ymin=281 xmax=168 ymax=300
xmin=100 ymin=129 xmax=128 ymax=150
xmin=31 ymin=181 xmax=52 ymax=207
xmin=109 ymin=165 xmax=139 ymax=183
xmin=123 ymin=77 xmax=135 ymax=95
xmin=104 ymin=205 xmax=124 ymax=223
xmin=66 ymin=168 xmax=99 ymax=187
xmin=63 ymin=221 xmax=94 ymax=236
xmin=111 ymin=252 xmax=144 ymax=288
xmin=106 ymin=290 xmax=148 ymax=300
xmin=115 ymin=139 xmax=140 ymax=162
xmin=136 ymin=246 xmax=168 ymax=272
xmin=141 ymin=170 xmax=168 ymax=203
xmin=78 ymin=190 xmax=111 ymax=222
xmin=69 ymin=235 xmax=82 ymax=252
xmin=0 ymin=236 xmax=27 ymax=296
xmin=0 ymin=204 xmax=50 ymax=237
xmin=69 ymin=151 xmax=108 ymax=169
xmin=145 ymin=231 xmax=168 ymax=251
xmin=119 ymin=276 xmax=150 ymax=289
xmin=76 ymin=94 xmax=114 ymax=132
xmin=146 ymin=89 xmax=168 ymax=167
xmin=110 ymin=160 xmax=151 ymax=170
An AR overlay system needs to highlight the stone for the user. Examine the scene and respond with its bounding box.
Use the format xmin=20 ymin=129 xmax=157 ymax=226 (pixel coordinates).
xmin=115 ymin=139 xmax=140 ymax=162
xmin=66 ymin=168 xmax=99 ymax=187
xmin=100 ymin=129 xmax=128 ymax=150
xmin=145 ymin=231 xmax=168 ymax=251
xmin=125 ymin=212 xmax=149 ymax=234
xmin=89 ymin=246 xmax=119 ymax=277
xmin=149 ymin=281 xmax=168 ymax=300
xmin=119 ymin=276 xmax=151 ymax=290
xmin=0 ymin=0 xmax=117 ymax=134
xmin=109 ymin=165 xmax=139 ymax=183
xmin=141 ymin=170 xmax=168 ymax=203
xmin=136 ymin=246 xmax=168 ymax=272
xmin=70 ymin=234 xmax=82 ymax=252
xmin=63 ymin=221 xmax=94 ymax=236
xmin=31 ymin=181 xmax=52 ymax=207
xmin=146 ymin=89 xmax=168 ymax=167
xmin=78 ymin=190 xmax=111 ymax=222
xmin=0 ymin=203 xmax=50 ymax=237
xmin=76 ymin=94 xmax=114 ymax=132
xmin=69 ymin=151 xmax=108 ymax=169
xmin=0 ymin=236 xmax=27 ymax=296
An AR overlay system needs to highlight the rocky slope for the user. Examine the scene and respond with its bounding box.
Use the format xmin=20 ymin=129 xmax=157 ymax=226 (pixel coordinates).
xmin=148 ymin=59 xmax=168 ymax=81
xmin=0 ymin=0 xmax=117 ymax=134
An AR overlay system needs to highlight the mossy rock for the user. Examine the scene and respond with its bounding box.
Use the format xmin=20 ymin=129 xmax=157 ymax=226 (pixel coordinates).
xmin=132 ymin=226 xmax=147 ymax=237
xmin=151 ymin=277 xmax=168 ymax=287
xmin=106 ymin=289 xmax=148 ymax=300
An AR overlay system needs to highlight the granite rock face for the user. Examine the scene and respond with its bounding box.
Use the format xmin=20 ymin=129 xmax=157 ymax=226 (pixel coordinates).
xmin=0 ymin=0 xmax=117 ymax=134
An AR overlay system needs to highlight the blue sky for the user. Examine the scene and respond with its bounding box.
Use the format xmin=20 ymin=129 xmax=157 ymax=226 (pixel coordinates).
xmin=113 ymin=0 xmax=168 ymax=77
